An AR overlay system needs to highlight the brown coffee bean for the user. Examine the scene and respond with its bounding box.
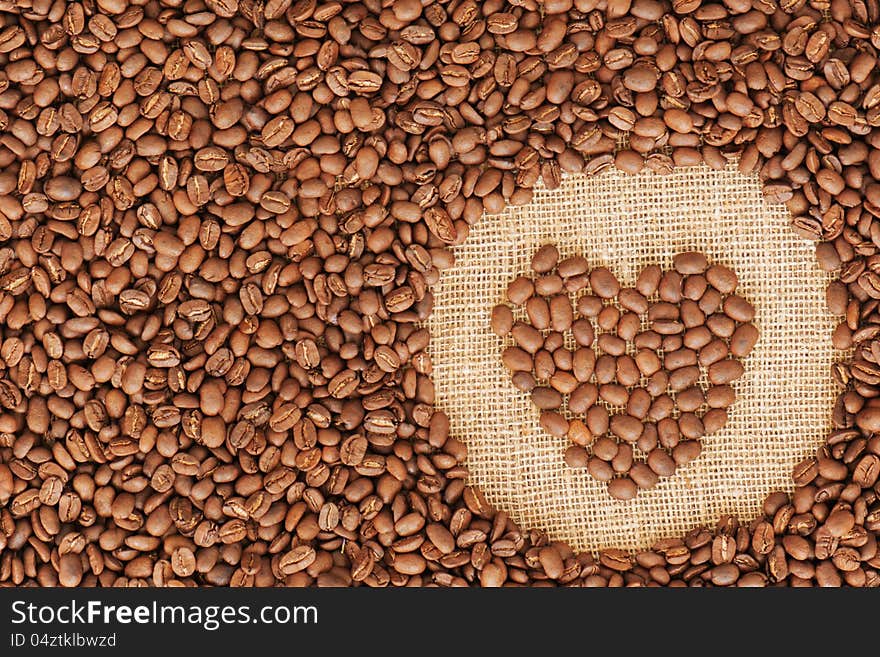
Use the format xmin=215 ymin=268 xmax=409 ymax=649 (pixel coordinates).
xmin=703 ymin=409 xmax=728 ymax=434
xmin=706 ymin=314 xmax=736 ymax=338
xmin=723 ymin=295 xmax=756 ymax=322
xmin=673 ymin=440 xmax=702 ymax=466
xmin=853 ymin=454 xmax=880 ymax=487
xmin=511 ymin=322 xmax=544 ymax=354
xmin=532 ymin=387 xmax=563 ymax=410
xmin=534 ymin=275 xmax=564 ymax=297
xmin=676 ymin=387 xmax=704 ymax=413
xmin=171 ymin=547 xmax=196 ymax=577
xmin=539 ymin=411 xmax=569 ymax=437
xmin=564 ymin=445 xmax=589 ymax=468
xmin=507 ymin=277 xmax=534 ymax=304
xmin=588 ymin=457 xmax=615 ymax=483
xmin=673 ymin=252 xmax=709 ymax=274
xmin=531 ymin=244 xmax=559 ymax=273
xmin=607 ymin=477 xmax=638 ymax=501
xmin=598 ymin=306 xmax=621 ymax=332
xmin=708 ymin=359 xmax=745 ymax=385
xmin=557 ymin=256 xmax=589 ymax=279
xmin=502 ymin=347 xmax=532 ymax=372
xmin=44 ymin=177 xmax=82 ymax=201
xmin=571 ymin=320 xmax=595 ymax=347
xmin=706 ymin=265 xmax=738 ymax=294
xmin=730 ymin=323 xmax=759 ymax=358
xmin=647 ymin=449 xmax=676 ymax=477
xmin=589 ymin=268 xmax=621 ymax=298
xmin=538 ymin=546 xmax=564 ymax=579
xmin=525 ymin=297 xmax=551 ymax=330
xmin=630 ymin=463 xmax=659 ymax=489
xmin=549 ymin=296 xmax=573 ymax=332
xmin=58 ymin=553 xmax=83 ymax=587
xmin=280 ymin=546 xmax=316 ymax=575
xmin=610 ymin=415 xmax=644 ymax=443
xmin=491 ymin=304 xmax=515 ymax=336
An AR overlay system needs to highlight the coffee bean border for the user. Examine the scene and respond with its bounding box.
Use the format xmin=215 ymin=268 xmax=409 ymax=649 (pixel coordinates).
xmin=0 ymin=0 xmax=877 ymax=587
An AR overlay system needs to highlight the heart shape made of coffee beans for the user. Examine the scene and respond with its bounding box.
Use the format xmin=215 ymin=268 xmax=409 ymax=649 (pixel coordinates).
xmin=491 ymin=247 xmax=759 ymax=500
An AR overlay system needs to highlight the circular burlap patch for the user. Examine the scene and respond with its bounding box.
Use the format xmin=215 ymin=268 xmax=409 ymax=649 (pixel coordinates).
xmin=429 ymin=164 xmax=840 ymax=553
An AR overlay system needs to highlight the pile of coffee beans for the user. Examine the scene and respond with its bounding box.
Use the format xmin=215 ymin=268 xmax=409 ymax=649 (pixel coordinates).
xmin=492 ymin=248 xmax=756 ymax=498
xmin=0 ymin=0 xmax=879 ymax=587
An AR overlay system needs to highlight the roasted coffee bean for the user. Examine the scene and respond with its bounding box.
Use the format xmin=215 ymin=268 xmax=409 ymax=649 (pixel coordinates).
xmin=590 ymin=268 xmax=621 ymax=299
xmin=608 ymin=477 xmax=638 ymax=501
xmin=491 ymin=305 xmax=515 ymax=337
xmin=673 ymin=252 xmax=709 ymax=275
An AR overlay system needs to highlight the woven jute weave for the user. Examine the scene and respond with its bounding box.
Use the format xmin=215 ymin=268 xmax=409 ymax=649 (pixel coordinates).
xmin=429 ymin=164 xmax=839 ymax=553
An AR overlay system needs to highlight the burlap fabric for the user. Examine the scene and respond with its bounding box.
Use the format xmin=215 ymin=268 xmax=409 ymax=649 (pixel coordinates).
xmin=429 ymin=165 xmax=839 ymax=553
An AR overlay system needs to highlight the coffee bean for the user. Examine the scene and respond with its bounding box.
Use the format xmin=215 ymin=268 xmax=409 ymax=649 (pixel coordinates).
xmin=538 ymin=546 xmax=564 ymax=579
xmin=549 ymin=296 xmax=573 ymax=332
xmin=706 ymin=265 xmax=738 ymax=294
xmin=673 ymin=252 xmax=709 ymax=275
xmin=557 ymin=256 xmax=589 ymax=279
xmin=729 ymin=323 xmax=760 ymax=358
xmin=589 ymin=268 xmax=621 ymax=299
xmin=673 ymin=441 xmax=702 ymax=466
xmin=630 ymin=463 xmax=659 ymax=489
xmin=502 ymin=347 xmax=533 ymax=372
xmin=280 ymin=546 xmax=317 ymax=575
xmin=564 ymin=445 xmax=590 ymax=468
xmin=58 ymin=554 xmax=83 ymax=588
xmin=491 ymin=305 xmax=515 ymax=337
xmin=723 ymin=296 xmax=756 ymax=323
xmin=647 ymin=449 xmax=677 ymax=477
xmin=610 ymin=415 xmax=644 ymax=443
xmin=171 ymin=547 xmax=197 ymax=577
xmin=525 ymin=297 xmax=551 ymax=330
xmin=507 ymin=277 xmax=534 ymax=304
xmin=708 ymin=359 xmax=745 ymax=385
xmin=540 ymin=411 xmax=570 ymax=437
xmin=608 ymin=477 xmax=638 ymax=501
xmin=531 ymin=244 xmax=559 ymax=273
xmin=512 ymin=322 xmax=544 ymax=354
xmin=532 ymin=387 xmax=563 ymax=410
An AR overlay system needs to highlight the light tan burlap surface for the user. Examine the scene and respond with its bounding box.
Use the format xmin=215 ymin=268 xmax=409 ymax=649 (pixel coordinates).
xmin=429 ymin=164 xmax=839 ymax=553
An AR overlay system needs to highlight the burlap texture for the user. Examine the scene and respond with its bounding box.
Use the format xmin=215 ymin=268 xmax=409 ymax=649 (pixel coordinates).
xmin=429 ymin=165 xmax=839 ymax=552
